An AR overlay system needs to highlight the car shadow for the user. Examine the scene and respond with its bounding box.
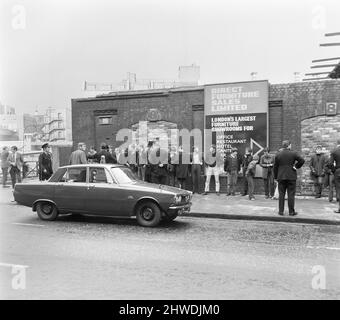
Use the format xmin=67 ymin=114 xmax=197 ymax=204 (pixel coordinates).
xmin=56 ymin=213 xmax=191 ymax=230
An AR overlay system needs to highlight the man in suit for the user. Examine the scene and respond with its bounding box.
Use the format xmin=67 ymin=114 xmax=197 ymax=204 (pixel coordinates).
xmin=329 ymin=139 xmax=340 ymax=213
xmin=69 ymin=142 xmax=87 ymax=165
xmin=273 ymin=140 xmax=305 ymax=216
xmin=7 ymin=145 xmax=24 ymax=188
xmin=38 ymin=143 xmax=53 ymax=181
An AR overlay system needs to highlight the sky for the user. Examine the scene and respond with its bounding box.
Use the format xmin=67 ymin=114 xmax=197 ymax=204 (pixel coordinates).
xmin=0 ymin=0 xmax=339 ymax=114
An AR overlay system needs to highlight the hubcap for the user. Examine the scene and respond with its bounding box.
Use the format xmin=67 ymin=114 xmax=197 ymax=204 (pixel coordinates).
xmin=141 ymin=207 xmax=154 ymax=221
xmin=42 ymin=204 xmax=53 ymax=215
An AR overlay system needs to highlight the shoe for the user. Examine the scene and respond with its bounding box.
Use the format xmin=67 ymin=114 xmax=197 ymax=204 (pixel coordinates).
xmin=329 ymin=199 xmax=334 ymax=203
xmin=265 ymin=196 xmax=269 ymax=199
xmin=289 ymin=211 xmax=298 ymax=216
xmin=226 ymin=193 xmax=231 ymax=196
xmin=231 ymin=193 xmax=235 ymax=196
xmin=334 ymin=210 xmax=340 ymax=214
xmin=241 ymin=194 xmax=247 ymax=196
xmin=249 ymin=197 xmax=255 ymax=201
xmin=271 ymin=197 xmax=278 ymax=200
xmin=278 ymin=212 xmax=284 ymax=216
xmin=202 ymin=192 xmax=208 ymax=195
xmin=216 ymin=192 xmax=220 ymax=196
xmin=315 ymin=195 xmax=321 ymax=199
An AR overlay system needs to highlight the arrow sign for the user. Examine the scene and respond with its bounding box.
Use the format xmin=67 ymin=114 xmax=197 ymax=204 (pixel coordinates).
xmin=250 ymin=138 xmax=265 ymax=156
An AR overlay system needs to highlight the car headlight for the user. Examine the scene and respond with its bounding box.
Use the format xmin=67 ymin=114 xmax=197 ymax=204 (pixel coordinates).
xmin=173 ymin=195 xmax=181 ymax=204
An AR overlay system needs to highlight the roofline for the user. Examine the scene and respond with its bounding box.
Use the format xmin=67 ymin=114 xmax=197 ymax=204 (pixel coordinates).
xmin=73 ymin=85 xmax=204 ymax=102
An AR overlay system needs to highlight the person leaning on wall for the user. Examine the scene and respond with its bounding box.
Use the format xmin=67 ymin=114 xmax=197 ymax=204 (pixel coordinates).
xmin=309 ymin=145 xmax=327 ymax=198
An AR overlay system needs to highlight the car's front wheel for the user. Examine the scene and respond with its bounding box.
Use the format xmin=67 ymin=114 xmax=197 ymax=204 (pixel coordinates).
xmin=36 ymin=202 xmax=59 ymax=221
xmin=135 ymin=201 xmax=161 ymax=227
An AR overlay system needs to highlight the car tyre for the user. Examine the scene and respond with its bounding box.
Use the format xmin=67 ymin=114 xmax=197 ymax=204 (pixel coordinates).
xmin=135 ymin=201 xmax=161 ymax=227
xmin=36 ymin=202 xmax=59 ymax=221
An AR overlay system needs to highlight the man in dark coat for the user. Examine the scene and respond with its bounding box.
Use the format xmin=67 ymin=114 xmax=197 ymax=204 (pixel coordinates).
xmin=224 ymin=148 xmax=242 ymax=196
xmin=309 ymin=145 xmax=327 ymax=198
xmin=241 ymin=148 xmax=253 ymax=196
xmin=38 ymin=143 xmax=53 ymax=181
xmin=95 ymin=143 xmax=117 ymax=164
xmin=329 ymin=139 xmax=340 ymax=213
xmin=273 ymin=140 xmax=305 ymax=216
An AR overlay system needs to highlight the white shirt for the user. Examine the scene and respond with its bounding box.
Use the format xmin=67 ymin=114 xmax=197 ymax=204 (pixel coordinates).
xmin=192 ymin=152 xmax=202 ymax=165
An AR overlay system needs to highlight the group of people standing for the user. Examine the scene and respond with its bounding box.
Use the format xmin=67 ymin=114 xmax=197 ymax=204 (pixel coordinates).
xmin=4 ymin=137 xmax=338 ymax=215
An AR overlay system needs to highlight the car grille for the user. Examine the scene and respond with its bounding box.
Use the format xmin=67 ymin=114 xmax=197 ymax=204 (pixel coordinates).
xmin=181 ymin=195 xmax=190 ymax=203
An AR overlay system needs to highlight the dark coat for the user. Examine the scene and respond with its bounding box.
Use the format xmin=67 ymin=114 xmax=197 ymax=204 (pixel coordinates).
xmin=309 ymin=153 xmax=327 ymax=177
xmin=96 ymin=150 xmax=117 ymax=164
xmin=273 ymin=148 xmax=305 ymax=180
xmin=241 ymin=154 xmax=253 ymax=173
xmin=330 ymin=146 xmax=340 ymax=170
xmin=38 ymin=152 xmax=53 ymax=181
xmin=224 ymin=154 xmax=242 ymax=173
xmin=176 ymin=151 xmax=189 ymax=179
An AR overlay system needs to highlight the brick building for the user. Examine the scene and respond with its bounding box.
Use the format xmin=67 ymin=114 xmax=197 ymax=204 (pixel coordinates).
xmin=71 ymin=79 xmax=340 ymax=195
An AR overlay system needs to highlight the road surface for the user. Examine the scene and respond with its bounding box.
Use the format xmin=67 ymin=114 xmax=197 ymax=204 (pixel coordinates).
xmin=0 ymin=197 xmax=339 ymax=299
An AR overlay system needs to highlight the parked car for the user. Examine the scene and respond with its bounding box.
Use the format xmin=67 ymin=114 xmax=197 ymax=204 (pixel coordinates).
xmin=13 ymin=164 xmax=192 ymax=227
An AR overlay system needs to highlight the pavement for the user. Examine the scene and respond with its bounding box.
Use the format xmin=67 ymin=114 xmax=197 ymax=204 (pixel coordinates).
xmin=1 ymin=180 xmax=340 ymax=226
xmin=187 ymin=192 xmax=340 ymax=225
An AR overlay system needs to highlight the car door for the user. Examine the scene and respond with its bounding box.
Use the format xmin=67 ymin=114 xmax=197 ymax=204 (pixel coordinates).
xmin=54 ymin=166 xmax=88 ymax=212
xmin=85 ymin=167 xmax=128 ymax=216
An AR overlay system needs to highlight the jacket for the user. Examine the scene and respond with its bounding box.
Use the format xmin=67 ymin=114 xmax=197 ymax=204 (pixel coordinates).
xmin=246 ymin=160 xmax=258 ymax=177
xmin=330 ymin=146 xmax=340 ymax=170
xmin=38 ymin=151 xmax=53 ymax=180
xmin=224 ymin=154 xmax=241 ymax=173
xmin=273 ymin=148 xmax=305 ymax=180
xmin=8 ymin=152 xmax=24 ymax=171
xmin=259 ymin=154 xmax=275 ymax=179
xmin=69 ymin=149 xmax=87 ymax=165
xmin=241 ymin=154 xmax=253 ymax=174
xmin=309 ymin=153 xmax=327 ymax=177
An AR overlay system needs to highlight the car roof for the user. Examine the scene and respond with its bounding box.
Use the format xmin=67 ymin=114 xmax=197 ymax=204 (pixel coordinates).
xmin=59 ymin=164 xmax=126 ymax=169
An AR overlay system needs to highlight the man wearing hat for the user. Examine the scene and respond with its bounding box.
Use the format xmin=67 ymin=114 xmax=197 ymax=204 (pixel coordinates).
xmin=38 ymin=143 xmax=53 ymax=181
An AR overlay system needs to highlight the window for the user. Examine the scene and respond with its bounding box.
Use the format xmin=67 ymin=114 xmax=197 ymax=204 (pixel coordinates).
xmin=61 ymin=167 xmax=87 ymax=183
xmin=89 ymin=168 xmax=108 ymax=183
xmin=98 ymin=116 xmax=113 ymax=125
xmin=110 ymin=167 xmax=138 ymax=184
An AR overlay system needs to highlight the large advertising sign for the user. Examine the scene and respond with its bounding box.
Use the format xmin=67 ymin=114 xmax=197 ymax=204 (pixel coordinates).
xmin=204 ymin=80 xmax=269 ymax=157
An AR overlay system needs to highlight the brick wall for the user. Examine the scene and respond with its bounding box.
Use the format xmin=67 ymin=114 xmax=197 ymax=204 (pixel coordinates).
xmin=300 ymin=115 xmax=340 ymax=195
xmin=72 ymin=79 xmax=340 ymax=195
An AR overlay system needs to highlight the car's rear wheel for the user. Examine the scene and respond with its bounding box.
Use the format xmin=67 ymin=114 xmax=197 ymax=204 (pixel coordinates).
xmin=36 ymin=202 xmax=59 ymax=221
xmin=135 ymin=201 xmax=161 ymax=227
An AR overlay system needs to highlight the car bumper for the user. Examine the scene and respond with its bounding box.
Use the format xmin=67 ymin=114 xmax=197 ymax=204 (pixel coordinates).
xmin=168 ymin=202 xmax=191 ymax=215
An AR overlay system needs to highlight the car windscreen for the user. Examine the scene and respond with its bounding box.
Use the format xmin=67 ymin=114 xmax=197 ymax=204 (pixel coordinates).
xmin=49 ymin=168 xmax=67 ymax=182
xmin=110 ymin=166 xmax=139 ymax=184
